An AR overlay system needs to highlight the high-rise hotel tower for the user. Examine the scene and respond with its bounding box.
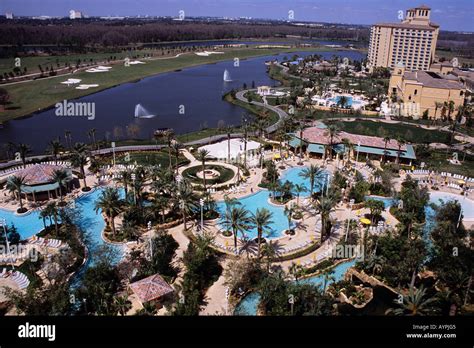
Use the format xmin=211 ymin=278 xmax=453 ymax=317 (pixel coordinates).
xmin=367 ymin=5 xmax=439 ymax=71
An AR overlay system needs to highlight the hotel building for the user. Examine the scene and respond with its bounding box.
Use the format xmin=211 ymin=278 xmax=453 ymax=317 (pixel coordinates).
xmin=388 ymin=62 xmax=466 ymax=119
xmin=367 ymin=5 xmax=439 ymax=71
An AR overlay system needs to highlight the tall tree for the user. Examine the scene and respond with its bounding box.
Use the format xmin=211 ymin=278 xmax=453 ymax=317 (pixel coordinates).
xmin=251 ymin=208 xmax=274 ymax=259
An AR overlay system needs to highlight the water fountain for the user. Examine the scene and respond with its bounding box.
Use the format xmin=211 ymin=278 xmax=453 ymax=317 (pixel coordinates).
xmin=223 ymin=69 xmax=232 ymax=82
xmin=134 ymin=103 xmax=156 ymax=119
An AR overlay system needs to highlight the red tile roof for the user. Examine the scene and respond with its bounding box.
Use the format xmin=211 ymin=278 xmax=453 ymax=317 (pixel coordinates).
xmin=16 ymin=164 xmax=66 ymax=186
xmin=130 ymin=274 xmax=174 ymax=304
xmin=301 ymin=127 xmax=408 ymax=151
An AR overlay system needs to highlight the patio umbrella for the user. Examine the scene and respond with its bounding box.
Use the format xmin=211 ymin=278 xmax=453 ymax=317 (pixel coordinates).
xmin=360 ymin=218 xmax=371 ymax=225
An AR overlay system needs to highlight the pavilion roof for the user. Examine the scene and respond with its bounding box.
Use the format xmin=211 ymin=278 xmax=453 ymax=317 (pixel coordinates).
xmin=129 ymin=273 xmax=174 ymax=304
xmin=15 ymin=164 xmax=69 ymax=186
xmin=300 ymin=127 xmax=408 ymax=152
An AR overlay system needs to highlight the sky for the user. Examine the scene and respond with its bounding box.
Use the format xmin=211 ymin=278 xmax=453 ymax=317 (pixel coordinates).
xmin=1 ymin=0 xmax=473 ymax=32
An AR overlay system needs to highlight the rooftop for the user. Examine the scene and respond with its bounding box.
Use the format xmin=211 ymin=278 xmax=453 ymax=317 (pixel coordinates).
xmin=15 ymin=164 xmax=69 ymax=186
xmin=129 ymin=273 xmax=174 ymax=304
xmin=300 ymin=127 xmax=408 ymax=151
xmin=373 ymin=22 xmax=439 ymax=30
xmin=403 ymin=71 xmax=465 ymax=90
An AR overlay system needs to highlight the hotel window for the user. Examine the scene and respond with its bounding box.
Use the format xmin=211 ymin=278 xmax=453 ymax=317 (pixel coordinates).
xmin=414 ymin=89 xmax=418 ymax=95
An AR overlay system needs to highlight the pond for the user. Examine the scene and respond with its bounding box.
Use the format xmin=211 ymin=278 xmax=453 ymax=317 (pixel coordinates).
xmin=0 ymin=49 xmax=365 ymax=154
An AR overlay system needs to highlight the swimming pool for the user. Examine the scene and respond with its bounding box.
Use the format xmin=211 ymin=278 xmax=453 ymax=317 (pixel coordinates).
xmin=233 ymin=259 xmax=356 ymax=315
xmin=329 ymin=96 xmax=362 ymax=107
xmin=429 ymin=191 xmax=474 ymax=220
xmin=0 ymin=188 xmax=123 ymax=279
xmin=216 ymin=167 xmax=326 ymax=239
xmin=365 ymin=196 xmax=396 ymax=209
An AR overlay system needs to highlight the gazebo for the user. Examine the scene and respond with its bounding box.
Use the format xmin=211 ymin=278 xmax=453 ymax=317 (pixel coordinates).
xmin=129 ymin=273 xmax=174 ymax=308
xmin=13 ymin=164 xmax=73 ymax=202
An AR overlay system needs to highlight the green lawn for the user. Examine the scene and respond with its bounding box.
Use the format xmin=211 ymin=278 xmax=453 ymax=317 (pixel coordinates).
xmin=224 ymin=93 xmax=280 ymax=126
xmin=0 ymin=46 xmax=321 ymax=123
xmin=415 ymin=147 xmax=474 ymax=177
xmin=113 ymin=150 xmax=189 ymax=168
xmin=330 ymin=120 xmax=454 ymax=144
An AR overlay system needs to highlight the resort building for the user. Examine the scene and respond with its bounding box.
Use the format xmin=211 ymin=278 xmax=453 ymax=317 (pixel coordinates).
xmin=10 ymin=164 xmax=73 ymax=202
xmin=129 ymin=273 xmax=174 ymax=308
xmin=388 ymin=62 xmax=466 ymax=118
xmin=288 ymin=126 xmax=416 ymax=164
xmin=367 ymin=5 xmax=439 ymax=72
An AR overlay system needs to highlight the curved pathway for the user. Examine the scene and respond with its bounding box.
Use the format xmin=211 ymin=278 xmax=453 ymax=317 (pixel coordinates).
xmin=235 ymin=89 xmax=289 ymax=133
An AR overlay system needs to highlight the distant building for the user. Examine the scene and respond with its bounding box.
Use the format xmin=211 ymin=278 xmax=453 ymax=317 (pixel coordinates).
xmin=388 ymin=62 xmax=466 ymax=119
xmin=69 ymin=10 xmax=82 ymax=19
xmin=5 ymin=12 xmax=13 ymax=19
xmin=367 ymin=5 xmax=439 ymax=72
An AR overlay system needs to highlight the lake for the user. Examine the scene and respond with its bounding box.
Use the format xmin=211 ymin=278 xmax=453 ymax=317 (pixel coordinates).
xmin=0 ymin=49 xmax=364 ymax=154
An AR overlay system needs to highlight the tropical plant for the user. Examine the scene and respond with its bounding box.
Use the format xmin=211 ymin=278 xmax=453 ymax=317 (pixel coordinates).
xmin=95 ymin=187 xmax=123 ymax=235
xmin=70 ymin=143 xmax=90 ymax=189
xmin=17 ymin=143 xmax=31 ymax=168
xmin=51 ymin=169 xmax=70 ymax=203
xmin=6 ymin=175 xmax=26 ymax=211
xmin=222 ymin=206 xmax=252 ymax=253
xmin=386 ymin=285 xmax=438 ymax=316
xmin=299 ymin=164 xmax=324 ymax=198
xmin=314 ymin=196 xmax=337 ymax=243
xmin=196 ymin=149 xmax=210 ymax=191
xmin=251 ymin=208 xmax=274 ymax=259
xmin=48 ymin=139 xmax=64 ymax=165
xmin=294 ymin=184 xmax=307 ymax=206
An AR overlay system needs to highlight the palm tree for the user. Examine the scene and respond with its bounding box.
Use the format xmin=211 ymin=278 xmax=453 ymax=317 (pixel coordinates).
xmin=176 ymin=181 xmax=198 ymax=230
xmin=154 ymin=129 xmax=175 ymax=170
xmin=395 ymin=136 xmax=406 ymax=164
xmin=261 ymin=240 xmax=283 ymax=272
xmin=64 ymin=130 xmax=72 ymax=150
xmin=223 ymin=195 xmax=241 ymax=217
xmin=95 ymin=187 xmax=123 ymax=235
xmin=17 ymin=143 xmax=31 ymax=168
xmin=222 ymin=206 xmax=252 ymax=253
xmin=225 ymin=125 xmax=233 ymax=163
xmin=314 ymin=196 xmax=336 ymax=243
xmin=171 ymin=140 xmax=182 ymax=175
xmin=90 ymin=128 xmax=98 ymax=150
xmin=250 ymin=208 xmax=274 ymax=259
xmin=386 ymin=285 xmax=437 ymax=316
xmin=283 ymin=204 xmax=295 ymax=233
xmin=196 ymin=149 xmax=210 ymax=192
xmin=324 ymin=125 xmax=340 ymax=160
xmin=294 ymin=184 xmax=307 ymax=206
xmin=51 ymin=169 xmax=70 ymax=203
xmin=43 ymin=202 xmax=59 ymax=234
xmin=341 ymin=138 xmax=353 ymax=165
xmin=383 ymin=136 xmax=391 ymax=163
xmin=299 ymin=164 xmax=323 ymax=199
xmin=322 ymin=268 xmax=336 ymax=293
xmin=71 ymin=143 xmax=90 ymax=189
xmin=48 ymin=139 xmax=64 ymax=165
xmin=114 ymin=295 xmax=132 ymax=316
xmin=337 ymin=95 xmax=349 ymax=109
xmin=433 ymin=101 xmax=443 ymax=125
xmin=6 ymin=175 xmax=26 ymax=211
xmin=115 ymin=170 xmax=132 ymax=198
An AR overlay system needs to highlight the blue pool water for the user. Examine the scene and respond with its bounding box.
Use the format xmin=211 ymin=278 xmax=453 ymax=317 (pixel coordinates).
xmin=428 ymin=191 xmax=474 ymax=220
xmin=0 ymin=208 xmax=46 ymax=240
xmin=329 ymin=96 xmax=361 ymax=107
xmin=365 ymin=196 xmax=396 ymax=209
xmin=0 ymin=188 xmax=123 ymax=284
xmin=216 ymin=167 xmax=326 ymax=239
xmin=234 ymin=259 xmax=356 ymax=315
